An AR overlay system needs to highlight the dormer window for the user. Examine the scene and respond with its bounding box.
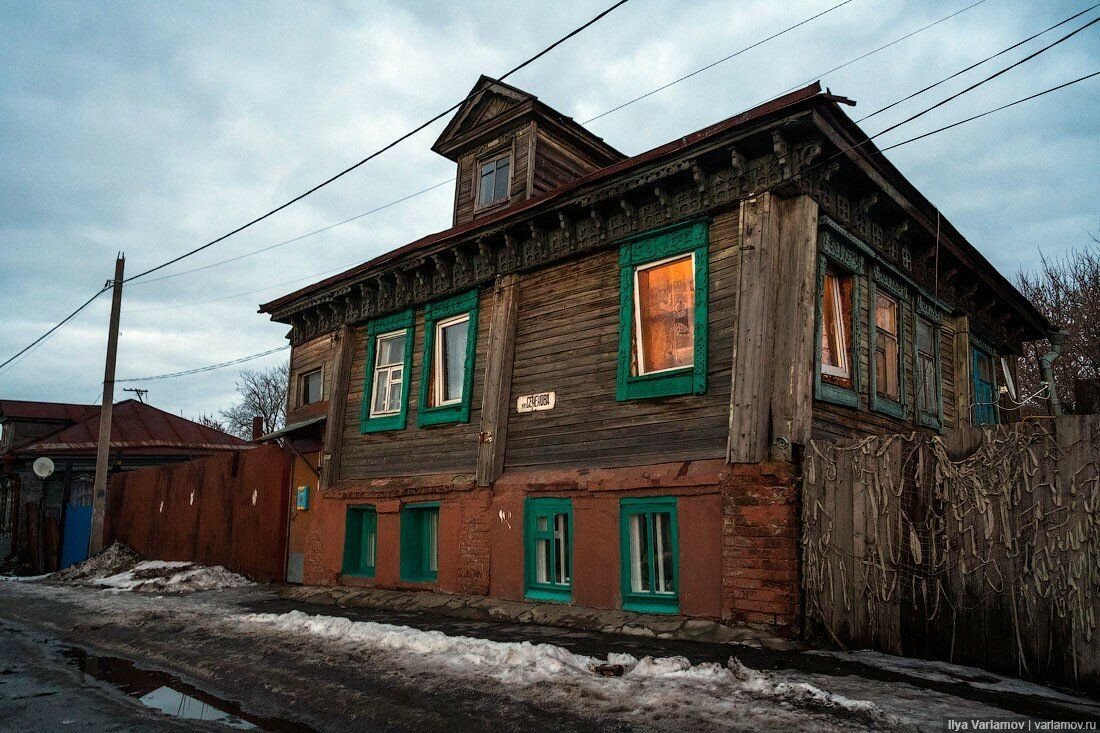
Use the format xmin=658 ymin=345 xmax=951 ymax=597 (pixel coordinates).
xmin=477 ymin=154 xmax=511 ymax=207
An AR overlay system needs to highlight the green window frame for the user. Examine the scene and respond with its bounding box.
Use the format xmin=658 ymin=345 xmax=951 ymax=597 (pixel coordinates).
xmin=360 ymin=309 xmax=415 ymax=433
xmin=915 ymin=313 xmax=943 ymax=430
xmin=972 ymin=344 xmax=999 ymax=426
xmin=616 ymin=220 xmax=709 ymax=401
xmin=341 ymin=505 xmax=377 ymax=578
xmin=868 ymin=271 xmax=908 ymax=419
xmin=400 ymin=501 xmax=439 ymax=582
xmin=418 ymin=290 xmax=479 ymax=427
xmin=524 ymin=498 xmax=573 ymax=603
xmin=619 ymin=497 xmax=679 ymax=614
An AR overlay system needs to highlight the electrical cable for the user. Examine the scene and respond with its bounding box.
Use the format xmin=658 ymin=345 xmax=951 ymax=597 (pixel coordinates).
xmin=0 ymin=287 xmax=108 ymax=373
xmin=122 ymin=0 xmax=633 ymax=284
xmin=117 ymin=345 xmax=291 ymax=382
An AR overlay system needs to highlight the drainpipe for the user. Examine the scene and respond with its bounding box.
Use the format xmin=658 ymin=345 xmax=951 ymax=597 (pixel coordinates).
xmin=1039 ymin=329 xmax=1069 ymax=417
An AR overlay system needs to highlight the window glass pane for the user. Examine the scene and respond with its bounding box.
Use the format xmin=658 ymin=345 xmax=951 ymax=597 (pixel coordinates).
xmin=629 ymin=514 xmax=650 ymax=593
xmin=536 ymin=515 xmax=548 ymax=532
xmin=634 ymin=256 xmax=695 ymax=375
xmin=493 ymin=158 xmax=509 ymax=201
xmin=555 ymin=513 xmax=570 ymax=585
xmin=301 ymin=370 xmax=322 ymax=404
xmin=654 ymin=512 xmax=674 ymax=594
xmin=440 ymin=319 xmax=469 ymax=403
xmin=536 ymin=538 xmax=550 ymax=584
xmin=376 ymin=333 xmax=405 ymax=367
xmin=874 ymin=293 xmax=900 ymax=400
xmin=364 ymin=528 xmax=376 ymax=567
xmin=427 ymin=510 xmax=438 ymax=573
xmin=821 ymin=271 xmax=850 ymax=381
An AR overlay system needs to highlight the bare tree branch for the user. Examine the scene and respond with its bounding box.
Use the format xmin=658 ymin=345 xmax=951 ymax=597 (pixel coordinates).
xmin=219 ymin=362 xmax=289 ymax=438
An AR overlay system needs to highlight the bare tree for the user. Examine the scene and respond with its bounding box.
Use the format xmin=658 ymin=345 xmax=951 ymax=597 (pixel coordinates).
xmin=219 ymin=362 xmax=289 ymax=438
xmin=194 ymin=413 xmax=229 ymax=433
xmin=1016 ymin=236 xmax=1100 ymax=414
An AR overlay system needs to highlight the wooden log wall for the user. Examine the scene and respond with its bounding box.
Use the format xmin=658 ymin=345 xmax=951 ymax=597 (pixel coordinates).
xmin=802 ymin=416 xmax=1100 ymax=694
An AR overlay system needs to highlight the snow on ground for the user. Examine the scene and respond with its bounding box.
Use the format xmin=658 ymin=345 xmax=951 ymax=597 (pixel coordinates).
xmin=49 ymin=542 xmax=141 ymax=582
xmin=0 ymin=573 xmax=52 ymax=582
xmin=93 ymin=561 xmax=252 ymax=593
xmin=811 ymin=649 xmax=1100 ymax=714
xmin=237 ymin=609 xmax=898 ymax=731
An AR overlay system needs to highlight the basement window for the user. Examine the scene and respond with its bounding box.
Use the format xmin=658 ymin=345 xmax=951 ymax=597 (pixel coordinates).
xmin=616 ymin=220 xmax=709 ymax=401
xmin=477 ymin=154 xmax=511 ymax=208
xmin=418 ymin=290 xmax=479 ymax=427
xmin=299 ymin=368 xmax=323 ymax=406
xmin=360 ymin=309 xmax=414 ymax=433
xmin=400 ymin=502 xmax=439 ymax=583
xmin=620 ymin=497 xmax=679 ymax=614
xmin=341 ymin=505 xmax=377 ymax=578
xmin=524 ymin=498 xmax=572 ymax=602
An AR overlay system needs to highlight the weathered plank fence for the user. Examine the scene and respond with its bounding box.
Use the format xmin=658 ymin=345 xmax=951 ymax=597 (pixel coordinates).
xmin=803 ymin=415 xmax=1100 ymax=693
xmin=106 ymin=445 xmax=290 ymax=582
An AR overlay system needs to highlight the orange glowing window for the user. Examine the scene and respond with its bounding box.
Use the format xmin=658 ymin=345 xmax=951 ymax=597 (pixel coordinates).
xmin=874 ymin=292 xmax=901 ymax=400
xmin=820 ymin=270 xmax=852 ymax=386
xmin=632 ymin=254 xmax=695 ymax=376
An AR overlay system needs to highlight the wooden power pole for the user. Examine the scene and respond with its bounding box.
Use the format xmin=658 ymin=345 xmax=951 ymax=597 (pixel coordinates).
xmin=89 ymin=254 xmax=125 ymax=555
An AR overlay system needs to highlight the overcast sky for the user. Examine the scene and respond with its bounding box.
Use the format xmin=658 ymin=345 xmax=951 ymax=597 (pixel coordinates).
xmin=1 ymin=0 xmax=1096 ymax=422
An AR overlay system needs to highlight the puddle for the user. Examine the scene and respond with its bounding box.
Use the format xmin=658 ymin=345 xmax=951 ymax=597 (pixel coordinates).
xmin=63 ymin=647 xmax=316 ymax=731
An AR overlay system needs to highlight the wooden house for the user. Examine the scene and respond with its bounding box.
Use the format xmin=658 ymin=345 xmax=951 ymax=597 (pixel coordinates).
xmin=259 ymin=77 xmax=1051 ymax=632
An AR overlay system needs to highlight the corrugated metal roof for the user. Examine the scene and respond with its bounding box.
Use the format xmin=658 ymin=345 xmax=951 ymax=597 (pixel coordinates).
xmin=17 ymin=400 xmax=247 ymax=454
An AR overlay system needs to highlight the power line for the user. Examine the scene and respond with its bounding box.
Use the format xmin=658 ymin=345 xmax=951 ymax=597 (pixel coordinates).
xmin=119 ymin=71 xmax=1100 ymax=385
xmin=581 ymin=0 xmax=857 ymax=125
xmin=857 ymin=3 xmax=1099 ymax=123
xmin=0 ymin=287 xmax=108 ymax=373
xmin=769 ymin=0 xmax=993 ymax=104
xmin=117 ymin=345 xmax=291 ymax=382
xmin=877 ymin=71 xmax=1100 ymax=153
xmin=129 ymin=178 xmax=453 ymax=287
xmin=122 ymin=0 xmax=633 ymax=285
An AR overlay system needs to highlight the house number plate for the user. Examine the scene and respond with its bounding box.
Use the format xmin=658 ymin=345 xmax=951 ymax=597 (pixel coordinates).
xmin=516 ymin=391 xmax=556 ymax=413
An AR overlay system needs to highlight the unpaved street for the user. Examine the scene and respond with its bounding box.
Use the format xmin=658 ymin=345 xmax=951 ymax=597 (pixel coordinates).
xmin=1 ymin=579 xmax=1096 ymax=732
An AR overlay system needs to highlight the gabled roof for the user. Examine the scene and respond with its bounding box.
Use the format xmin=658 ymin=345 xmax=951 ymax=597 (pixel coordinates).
xmin=17 ymin=400 xmax=247 ymax=455
xmin=431 ymin=75 xmax=624 ymax=163
xmin=0 ymin=399 xmax=98 ymax=423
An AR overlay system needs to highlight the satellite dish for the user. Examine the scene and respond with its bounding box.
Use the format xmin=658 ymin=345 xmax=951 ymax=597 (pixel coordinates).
xmin=33 ymin=457 xmax=55 ymax=479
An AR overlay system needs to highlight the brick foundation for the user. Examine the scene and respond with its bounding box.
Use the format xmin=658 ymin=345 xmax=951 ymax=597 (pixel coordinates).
xmin=721 ymin=462 xmax=800 ymax=634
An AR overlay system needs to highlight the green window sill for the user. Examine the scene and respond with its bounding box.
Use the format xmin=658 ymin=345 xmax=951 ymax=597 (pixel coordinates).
xmin=524 ymin=587 xmax=572 ymax=604
xmin=872 ymin=396 xmax=906 ymax=419
xmin=341 ymin=570 xmax=375 ymax=579
xmin=815 ymin=379 xmax=859 ymax=408
xmin=617 ymin=366 xmax=697 ymax=401
xmin=362 ymin=413 xmax=405 ymax=433
xmin=400 ymin=574 xmax=438 ymax=584
xmin=622 ymin=595 xmax=680 ymax=615
xmin=417 ymin=403 xmax=467 ymax=427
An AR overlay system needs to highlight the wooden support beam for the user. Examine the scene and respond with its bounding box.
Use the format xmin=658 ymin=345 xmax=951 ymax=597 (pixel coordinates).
xmin=320 ymin=324 xmax=355 ymax=490
xmin=769 ymin=194 xmax=820 ymax=461
xmin=950 ymin=314 xmax=972 ymax=428
xmin=728 ymin=193 xmax=782 ymax=463
xmin=477 ymin=274 xmax=520 ymax=486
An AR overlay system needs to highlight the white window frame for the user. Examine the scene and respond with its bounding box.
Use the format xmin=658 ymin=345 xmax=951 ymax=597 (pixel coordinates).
xmin=368 ymin=329 xmax=406 ymax=418
xmin=298 ymin=366 xmax=324 ymax=406
xmin=632 ymin=252 xmax=696 ymax=377
xmin=433 ymin=313 xmax=470 ymax=407
xmin=821 ymin=271 xmax=851 ymax=379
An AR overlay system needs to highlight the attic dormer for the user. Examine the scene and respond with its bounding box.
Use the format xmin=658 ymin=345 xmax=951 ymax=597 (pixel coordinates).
xmin=433 ymin=76 xmax=625 ymax=226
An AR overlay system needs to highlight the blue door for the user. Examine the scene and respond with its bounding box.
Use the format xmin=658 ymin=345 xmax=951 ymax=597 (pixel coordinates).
xmin=60 ymin=506 xmax=92 ymax=569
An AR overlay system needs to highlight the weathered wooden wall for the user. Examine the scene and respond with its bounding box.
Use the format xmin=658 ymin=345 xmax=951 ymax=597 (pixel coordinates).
xmin=337 ymin=291 xmax=493 ymax=479
xmin=503 ymin=209 xmax=740 ymax=470
xmin=803 ymin=416 xmax=1100 ymax=693
xmin=106 ymin=446 xmax=290 ymax=582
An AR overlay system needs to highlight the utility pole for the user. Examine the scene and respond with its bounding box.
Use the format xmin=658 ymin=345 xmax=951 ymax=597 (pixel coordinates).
xmin=89 ymin=254 xmax=125 ymax=555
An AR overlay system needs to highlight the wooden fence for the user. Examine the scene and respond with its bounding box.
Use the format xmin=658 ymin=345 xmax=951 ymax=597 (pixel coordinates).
xmin=107 ymin=445 xmax=291 ymax=582
xmin=802 ymin=415 xmax=1100 ymax=693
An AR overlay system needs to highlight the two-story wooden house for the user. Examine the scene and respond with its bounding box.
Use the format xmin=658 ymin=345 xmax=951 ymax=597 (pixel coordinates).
xmin=259 ymin=76 xmax=1050 ymax=633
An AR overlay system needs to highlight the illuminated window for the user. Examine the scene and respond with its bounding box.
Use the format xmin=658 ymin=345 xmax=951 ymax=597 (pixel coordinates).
xmin=820 ymin=270 xmax=852 ymax=386
xmin=632 ymin=254 xmax=696 ymax=376
xmin=874 ymin=292 xmax=901 ymax=401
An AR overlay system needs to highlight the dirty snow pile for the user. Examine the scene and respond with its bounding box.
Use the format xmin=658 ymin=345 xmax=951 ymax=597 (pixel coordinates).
xmin=94 ymin=560 xmax=253 ymax=593
xmin=236 ymin=610 xmax=895 ymax=730
xmin=49 ymin=541 xmax=142 ymax=582
xmin=46 ymin=542 xmax=252 ymax=593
